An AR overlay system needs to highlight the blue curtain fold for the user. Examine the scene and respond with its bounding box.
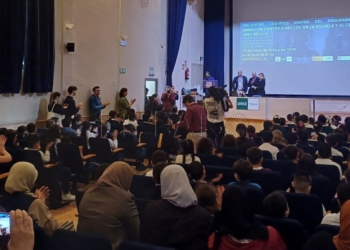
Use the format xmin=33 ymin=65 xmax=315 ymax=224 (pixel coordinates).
xmin=204 ymin=0 xmax=225 ymax=87
xmin=23 ymin=0 xmax=55 ymax=93
xmin=166 ymin=0 xmax=187 ymax=87
xmin=0 ymin=0 xmax=26 ymax=93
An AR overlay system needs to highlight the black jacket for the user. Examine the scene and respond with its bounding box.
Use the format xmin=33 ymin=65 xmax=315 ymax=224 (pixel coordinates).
xmin=64 ymin=96 xmax=80 ymax=118
xmin=48 ymin=102 xmax=66 ymax=115
xmin=249 ymin=79 xmax=266 ymax=96
xmin=232 ymin=75 xmax=248 ymax=92
xmin=247 ymin=77 xmax=260 ymax=96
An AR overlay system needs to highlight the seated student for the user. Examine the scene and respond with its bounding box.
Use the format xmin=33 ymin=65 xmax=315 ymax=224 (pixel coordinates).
xmin=189 ymin=161 xmax=222 ymax=188
xmin=89 ymin=113 xmax=101 ymax=130
xmin=282 ymin=133 xmax=304 ymax=155
xmin=315 ymin=143 xmax=342 ymax=179
xmin=259 ymin=131 xmax=279 ymax=160
xmin=145 ymin=150 xmax=168 ymax=177
xmin=26 ymin=123 xmax=37 ymax=135
xmin=81 ymin=121 xmax=97 ymax=147
xmin=325 ymin=133 xmax=343 ymax=157
xmin=72 ymin=113 xmax=82 ymax=131
xmin=308 ymin=117 xmax=315 ymax=126
xmin=247 ymin=125 xmax=263 ymax=146
xmin=195 ymin=184 xmax=223 ymax=216
xmin=175 ymin=139 xmax=201 ymax=165
xmin=77 ymin=162 xmax=139 ymax=249
xmin=279 ymin=117 xmax=287 ymax=127
xmin=301 ymin=114 xmax=313 ymax=129
xmin=296 ymin=129 xmax=315 ymax=149
xmin=61 ymin=118 xmax=77 ymax=137
xmin=123 ymin=111 xmax=138 ymax=131
xmin=272 ymin=115 xmax=283 ymax=131
xmin=4 ymin=130 xmax=24 ymax=162
xmin=143 ymin=162 xmax=168 ymax=200
xmin=286 ymin=114 xmax=295 ymax=125
xmin=311 ymin=121 xmax=327 ymax=142
xmin=291 ymin=171 xmax=326 ymax=215
xmin=331 ymin=115 xmax=342 ymax=129
xmin=263 ymin=191 xmax=290 ymax=219
xmin=297 ymin=153 xmax=319 ymax=176
xmin=229 ymin=160 xmax=261 ymax=189
xmin=106 ymin=110 xmax=123 ymax=133
xmin=3 ymin=162 xmax=74 ymax=236
xmin=247 ymin=147 xmax=271 ymax=171
xmin=169 ymin=106 xmax=180 ymax=124
xmin=197 ymin=137 xmax=221 ymax=157
xmin=271 ymin=130 xmax=286 ymax=149
xmin=141 ymin=165 xmax=213 ymax=249
xmin=16 ymin=125 xmax=27 ymax=141
xmin=208 ymin=185 xmax=286 ymax=250
xmin=141 ymin=112 xmax=152 ymax=124
xmin=236 ymin=123 xmax=256 ymax=147
xmin=98 ymin=124 xmax=119 ymax=151
xmin=0 ymin=135 xmax=12 ymax=163
xmin=260 ymin=120 xmax=273 ymax=134
xmin=25 ymin=134 xmax=53 ymax=164
xmin=284 ymin=145 xmax=300 ymax=163
xmin=221 ymin=134 xmax=237 ymax=148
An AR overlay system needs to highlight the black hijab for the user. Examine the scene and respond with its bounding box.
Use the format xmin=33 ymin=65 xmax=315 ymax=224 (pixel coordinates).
xmin=221 ymin=185 xmax=268 ymax=240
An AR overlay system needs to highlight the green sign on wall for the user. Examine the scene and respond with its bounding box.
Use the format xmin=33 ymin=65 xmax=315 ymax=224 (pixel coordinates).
xmin=236 ymin=98 xmax=248 ymax=110
xmin=119 ymin=68 xmax=126 ymax=74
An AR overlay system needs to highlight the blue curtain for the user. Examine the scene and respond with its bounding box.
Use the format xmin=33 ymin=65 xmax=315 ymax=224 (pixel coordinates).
xmin=166 ymin=0 xmax=187 ymax=87
xmin=23 ymin=0 xmax=55 ymax=93
xmin=0 ymin=0 xmax=26 ymax=93
xmin=204 ymin=0 xmax=225 ymax=87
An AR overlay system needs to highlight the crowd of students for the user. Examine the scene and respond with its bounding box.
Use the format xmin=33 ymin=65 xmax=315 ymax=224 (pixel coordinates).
xmin=1 ymin=105 xmax=350 ymax=249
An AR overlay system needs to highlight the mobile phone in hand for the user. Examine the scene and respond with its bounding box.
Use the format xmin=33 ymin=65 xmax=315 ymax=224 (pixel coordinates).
xmin=0 ymin=213 xmax=10 ymax=236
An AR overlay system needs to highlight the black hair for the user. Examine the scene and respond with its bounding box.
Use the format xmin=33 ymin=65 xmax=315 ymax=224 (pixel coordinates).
xmin=298 ymin=153 xmax=318 ymax=176
xmin=197 ymin=138 xmax=214 ymax=155
xmin=153 ymin=162 xmax=168 ymax=185
xmin=318 ymin=143 xmax=332 ymax=158
xmin=93 ymin=86 xmax=100 ymax=92
xmin=297 ymin=129 xmax=309 ymax=142
xmin=300 ymin=114 xmax=308 ymax=123
xmin=17 ymin=125 xmax=26 ymax=136
xmin=151 ymin=150 xmax=168 ymax=166
xmin=108 ymin=110 xmax=117 ymax=119
xmin=317 ymin=114 xmax=327 ymax=125
xmin=285 ymin=132 xmax=298 ymax=144
xmin=81 ymin=121 xmax=91 ymax=139
xmin=142 ymin=113 xmax=150 ymax=122
xmin=97 ymin=124 xmax=108 ymax=138
xmin=119 ymin=88 xmax=128 ymax=97
xmin=181 ymin=139 xmax=195 ymax=165
xmin=74 ymin=114 xmax=81 ymax=123
xmin=246 ymin=147 xmax=262 ymax=165
xmin=236 ymin=123 xmax=247 ymax=139
xmin=293 ymin=112 xmax=300 ymax=118
xmin=221 ymin=134 xmax=237 ymax=148
xmin=263 ymin=191 xmax=289 ymax=219
xmin=4 ymin=129 xmax=17 ymax=148
xmin=189 ymin=161 xmax=204 ymax=181
xmin=145 ymin=88 xmax=149 ymax=92
xmin=337 ymin=182 xmax=350 ymax=206
xmin=293 ymin=171 xmax=312 ymax=192
xmin=326 ymin=133 xmax=338 ymax=147
xmin=233 ymin=159 xmax=253 ymax=181
xmin=263 ymin=120 xmax=273 ymax=131
xmin=208 ymin=86 xmax=217 ymax=99
xmin=68 ymin=86 xmax=77 ymax=94
xmin=195 ymin=184 xmax=217 ymax=213
xmin=308 ymin=117 xmax=315 ymax=125
xmin=262 ymin=131 xmax=273 ymax=143
xmin=182 ymin=95 xmax=195 ymax=104
xmin=284 ymin=145 xmax=299 ymax=161
xmin=313 ymin=121 xmax=323 ymax=133
xmin=172 ymin=106 xmax=178 ymax=113
xmin=26 ymin=134 xmax=40 ymax=148
xmin=0 ymin=128 xmax=7 ymax=136
xmin=273 ymin=115 xmax=281 ymax=124
xmin=247 ymin=125 xmax=256 ymax=134
xmin=279 ymin=118 xmax=286 ymax=126
xmin=62 ymin=118 xmax=72 ymax=128
xmin=61 ymin=136 xmax=71 ymax=144
xmin=128 ymin=112 xmax=136 ymax=121
xmin=287 ymin=114 xmax=293 ymax=121
xmin=295 ymin=116 xmax=303 ymax=123
xmin=46 ymin=125 xmax=61 ymax=142
xmin=26 ymin=123 xmax=37 ymax=134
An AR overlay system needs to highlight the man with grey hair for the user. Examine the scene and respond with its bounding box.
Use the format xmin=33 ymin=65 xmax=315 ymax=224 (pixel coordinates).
xmin=232 ymin=70 xmax=248 ymax=97
xmin=248 ymin=72 xmax=260 ymax=96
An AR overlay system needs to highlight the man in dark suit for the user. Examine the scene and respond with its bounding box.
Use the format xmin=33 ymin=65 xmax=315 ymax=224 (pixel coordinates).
xmin=232 ymin=70 xmax=248 ymax=96
xmin=247 ymin=72 xmax=260 ymax=96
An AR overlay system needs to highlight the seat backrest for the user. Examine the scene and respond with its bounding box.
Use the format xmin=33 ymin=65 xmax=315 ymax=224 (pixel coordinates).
xmin=297 ymin=145 xmax=317 ymax=155
xmin=250 ymin=171 xmax=282 ymax=196
xmin=256 ymin=215 xmax=307 ymax=250
xmin=282 ymin=192 xmax=324 ymax=233
xmin=216 ymin=147 xmax=239 ymax=159
xmin=205 ymin=166 xmax=234 ymax=185
xmin=70 ymin=136 xmax=89 ymax=155
xmin=130 ymin=175 xmax=156 ymax=198
xmin=244 ymin=186 xmax=264 ymax=215
xmin=315 ymin=224 xmax=340 ymax=236
xmin=89 ymin=138 xmax=112 ymax=163
xmin=140 ymin=133 xmax=159 ymax=158
xmin=310 ymin=176 xmax=334 ymax=210
xmin=331 ymin=156 xmax=345 ymax=172
xmin=262 ymin=150 xmax=273 ymax=160
xmin=316 ymin=164 xmax=340 ymax=192
xmin=308 ymin=140 xmax=319 ymax=149
xmin=57 ymin=143 xmax=83 ymax=174
xmin=118 ymin=132 xmax=137 ymax=158
xmin=23 ymin=150 xmax=46 ymax=186
xmin=196 ymin=154 xmax=224 ymax=166
xmin=53 ymin=230 xmax=112 ymax=250
xmin=224 ymin=156 xmax=241 ymax=168
xmin=262 ymin=160 xmax=297 ymax=189
xmin=120 ymin=240 xmax=175 ymax=250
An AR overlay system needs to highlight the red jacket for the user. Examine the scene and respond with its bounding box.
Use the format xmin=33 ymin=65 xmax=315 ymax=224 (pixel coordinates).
xmin=161 ymin=93 xmax=175 ymax=111
xmin=182 ymin=103 xmax=207 ymax=132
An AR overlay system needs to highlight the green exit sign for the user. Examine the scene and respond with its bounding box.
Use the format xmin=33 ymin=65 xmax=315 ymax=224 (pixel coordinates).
xmin=119 ymin=68 xmax=126 ymax=74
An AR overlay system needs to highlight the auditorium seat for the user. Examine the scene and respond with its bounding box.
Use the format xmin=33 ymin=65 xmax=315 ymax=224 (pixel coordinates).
xmin=256 ymin=215 xmax=307 ymax=250
xmin=330 ymin=197 xmax=340 ymax=213
xmin=216 ymin=147 xmax=239 ymax=159
xmin=139 ymin=132 xmax=161 ymax=164
xmin=130 ymin=175 xmax=156 ymax=199
xmin=315 ymin=224 xmax=340 ymax=236
xmin=296 ymin=145 xmax=317 ymax=155
xmin=205 ymin=166 xmax=234 ymax=185
xmin=89 ymin=138 xmax=124 ymax=164
xmin=120 ymin=241 xmax=175 ymax=250
xmin=262 ymin=160 xmax=297 ymax=189
xmin=262 ymin=150 xmax=273 ymax=160
xmin=118 ymin=132 xmax=146 ymax=168
xmin=282 ymin=192 xmax=324 ymax=233
xmin=53 ymin=230 xmax=112 ymax=250
xmin=196 ymin=154 xmax=224 ymax=166
xmin=317 ymin=164 xmax=340 ymax=192
xmin=250 ymin=171 xmax=282 ymax=196
xmin=224 ymin=156 xmax=241 ymax=167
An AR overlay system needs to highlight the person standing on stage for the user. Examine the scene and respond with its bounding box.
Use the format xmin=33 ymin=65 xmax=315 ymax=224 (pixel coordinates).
xmin=179 ymin=95 xmax=207 ymax=152
xmin=247 ymin=72 xmax=260 ymax=96
xmin=204 ymin=71 xmax=215 ymax=80
xmin=204 ymin=86 xmax=233 ymax=146
xmin=161 ymin=86 xmax=176 ymax=113
xmin=64 ymin=86 xmax=83 ymax=122
xmin=89 ymin=86 xmax=110 ymax=120
xmin=250 ymin=73 xmax=266 ymax=97
xmin=232 ymin=70 xmax=248 ymax=96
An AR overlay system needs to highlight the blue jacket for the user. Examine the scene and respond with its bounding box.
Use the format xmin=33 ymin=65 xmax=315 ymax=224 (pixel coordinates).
xmin=89 ymin=94 xmax=105 ymax=118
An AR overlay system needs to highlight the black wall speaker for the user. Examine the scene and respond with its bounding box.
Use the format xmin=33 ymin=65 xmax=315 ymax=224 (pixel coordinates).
xmin=66 ymin=43 xmax=75 ymax=52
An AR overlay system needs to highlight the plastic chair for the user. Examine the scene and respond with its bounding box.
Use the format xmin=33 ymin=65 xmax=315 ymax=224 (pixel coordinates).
xmin=53 ymin=230 xmax=112 ymax=250
xmin=256 ymin=215 xmax=307 ymax=250
xmin=120 ymin=241 xmax=175 ymax=250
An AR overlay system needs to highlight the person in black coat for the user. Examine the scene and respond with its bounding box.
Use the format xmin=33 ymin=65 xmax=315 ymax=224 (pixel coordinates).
xmin=64 ymin=86 xmax=83 ymax=120
xmin=232 ymin=70 xmax=248 ymax=95
xmin=249 ymin=72 xmax=266 ymax=96
xmin=247 ymin=72 xmax=260 ymax=96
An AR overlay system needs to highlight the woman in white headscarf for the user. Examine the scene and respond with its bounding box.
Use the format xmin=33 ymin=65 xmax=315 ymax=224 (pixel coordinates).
xmin=141 ymin=164 xmax=213 ymax=250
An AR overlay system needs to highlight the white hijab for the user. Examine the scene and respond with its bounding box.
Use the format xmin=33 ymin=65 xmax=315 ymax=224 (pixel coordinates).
xmin=161 ymin=164 xmax=197 ymax=208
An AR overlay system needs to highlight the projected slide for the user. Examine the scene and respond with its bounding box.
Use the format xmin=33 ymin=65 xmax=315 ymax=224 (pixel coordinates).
xmin=240 ymin=17 xmax=350 ymax=64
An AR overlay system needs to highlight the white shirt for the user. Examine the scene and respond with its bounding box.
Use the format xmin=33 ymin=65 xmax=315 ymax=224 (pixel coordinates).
xmin=315 ymin=158 xmax=342 ymax=180
xmin=146 ymin=170 xmax=153 ymax=177
xmin=175 ymin=155 xmax=201 ymax=165
xmin=305 ymin=123 xmax=314 ymax=129
xmin=25 ymin=148 xmax=50 ymax=164
xmin=321 ymin=213 xmax=340 ymax=226
xmin=123 ymin=119 xmax=138 ymax=130
xmin=332 ymin=148 xmax=343 ymax=157
xmin=108 ymin=138 xmax=118 ymax=150
xmin=259 ymin=143 xmax=279 ymax=160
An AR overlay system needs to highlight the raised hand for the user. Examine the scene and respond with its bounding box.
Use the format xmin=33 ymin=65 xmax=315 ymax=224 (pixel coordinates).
xmin=77 ymin=102 xmax=83 ymax=109
xmin=103 ymin=101 xmax=110 ymax=107
xmin=35 ymin=186 xmax=50 ymax=204
xmin=216 ymin=185 xmax=225 ymax=209
xmin=63 ymin=103 xmax=69 ymax=109
xmin=8 ymin=210 xmax=34 ymax=250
